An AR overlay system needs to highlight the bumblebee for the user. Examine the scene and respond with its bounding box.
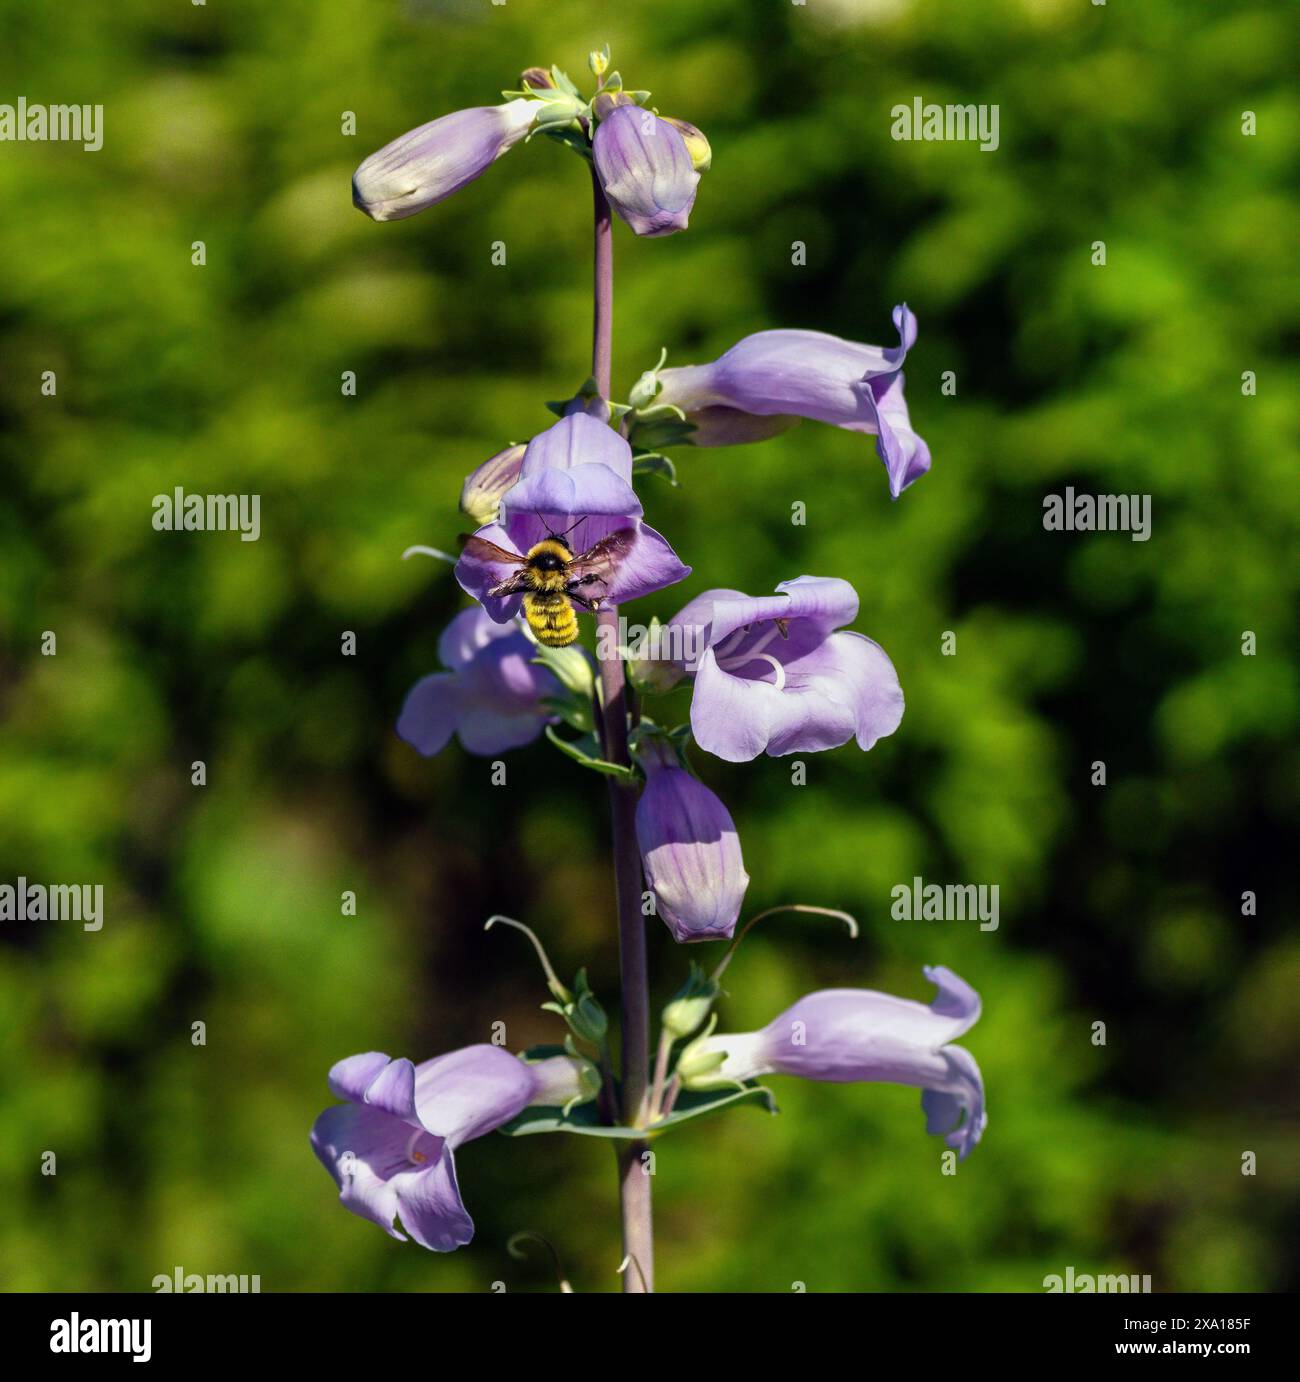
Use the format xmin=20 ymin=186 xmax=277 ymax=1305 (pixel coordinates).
xmin=459 ymin=525 xmax=635 ymax=647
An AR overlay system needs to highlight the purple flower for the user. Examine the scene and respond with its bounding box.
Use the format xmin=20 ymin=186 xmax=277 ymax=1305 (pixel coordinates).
xmin=658 ymin=575 xmax=904 ymax=763
xmin=455 ymin=412 xmax=690 ymax=623
xmin=397 ymin=606 xmax=560 ymax=756
xmin=679 ymin=966 xmax=987 ymax=1159
xmin=352 ymin=100 xmax=538 ymax=222
xmin=593 ymin=105 xmax=700 ymax=237
xmin=635 ymin=739 xmax=749 ymax=943
xmin=311 ymin=1046 xmax=595 ymax=1251
xmin=654 ymin=306 xmax=930 ymax=498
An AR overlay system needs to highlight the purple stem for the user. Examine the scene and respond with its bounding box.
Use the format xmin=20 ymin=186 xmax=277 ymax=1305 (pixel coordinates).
xmin=591 ymin=165 xmax=654 ymax=1293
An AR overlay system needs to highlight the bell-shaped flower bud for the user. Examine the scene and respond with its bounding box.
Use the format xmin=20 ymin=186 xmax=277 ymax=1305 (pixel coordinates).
xmin=520 ymin=67 xmax=555 ymax=91
xmin=661 ymin=964 xmax=721 ymax=1039
xmin=634 ymin=739 xmax=749 ymax=942
xmin=592 ymin=105 xmax=700 ymax=237
xmin=352 ymin=100 xmax=538 ymax=222
xmin=460 ymin=443 xmax=526 ymax=526
xmin=661 ymin=116 xmax=711 ymax=172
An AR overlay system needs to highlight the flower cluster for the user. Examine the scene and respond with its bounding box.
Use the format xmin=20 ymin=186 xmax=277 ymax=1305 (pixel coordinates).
xmin=316 ymin=50 xmax=983 ymax=1270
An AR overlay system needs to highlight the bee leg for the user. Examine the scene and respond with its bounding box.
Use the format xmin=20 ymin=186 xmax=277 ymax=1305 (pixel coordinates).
xmin=568 ymin=592 xmax=597 ymax=611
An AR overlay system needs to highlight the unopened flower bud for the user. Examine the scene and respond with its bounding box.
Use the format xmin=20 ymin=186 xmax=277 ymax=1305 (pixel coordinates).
xmin=352 ymin=100 xmax=537 ymax=222
xmin=662 ymin=965 xmax=720 ymax=1039
xmin=635 ymin=739 xmax=748 ymax=941
xmin=460 ymin=443 xmax=526 ymax=525
xmin=592 ymin=105 xmax=700 ymax=237
xmin=627 ymin=616 xmax=687 ymax=694
xmin=661 ymin=116 xmax=711 ymax=172
xmin=521 ymin=67 xmax=554 ymax=90
xmin=588 ymin=47 xmax=610 ymax=79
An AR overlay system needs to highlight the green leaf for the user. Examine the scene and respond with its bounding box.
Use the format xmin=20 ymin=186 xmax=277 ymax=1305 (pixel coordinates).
xmin=544 ymin=726 xmax=636 ymax=781
xmin=631 ymin=452 xmax=679 ymax=485
xmin=540 ymin=695 xmax=593 ymax=733
xmin=498 ymin=1081 xmax=778 ymax=1141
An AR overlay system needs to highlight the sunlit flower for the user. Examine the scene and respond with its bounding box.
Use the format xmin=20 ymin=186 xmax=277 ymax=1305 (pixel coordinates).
xmin=654 ymin=306 xmax=930 ymax=497
xmin=635 ymin=739 xmax=748 ymax=942
xmin=352 ymin=101 xmax=538 ymax=222
xmin=678 ymin=965 xmax=987 ymax=1159
xmin=311 ymin=1046 xmax=596 ymax=1250
xmin=397 ymin=606 xmax=560 ymax=756
xmin=659 ymin=575 xmax=904 ymax=763
xmin=593 ymin=105 xmax=699 ymax=237
xmin=455 ymin=412 xmax=690 ymax=623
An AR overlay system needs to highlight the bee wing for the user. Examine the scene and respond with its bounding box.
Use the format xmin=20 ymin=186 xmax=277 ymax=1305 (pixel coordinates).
xmin=458 ymin=533 xmax=527 ymax=565
xmin=565 ymin=528 xmax=637 ymax=599
xmin=458 ymin=533 xmax=531 ymax=598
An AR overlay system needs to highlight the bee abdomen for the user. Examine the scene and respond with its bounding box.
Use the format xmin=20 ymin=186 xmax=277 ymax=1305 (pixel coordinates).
xmin=524 ymin=592 xmax=578 ymax=648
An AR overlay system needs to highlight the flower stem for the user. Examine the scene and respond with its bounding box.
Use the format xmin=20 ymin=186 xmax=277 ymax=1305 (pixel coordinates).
xmin=592 ymin=168 xmax=613 ymax=395
xmin=591 ymin=164 xmax=654 ymax=1293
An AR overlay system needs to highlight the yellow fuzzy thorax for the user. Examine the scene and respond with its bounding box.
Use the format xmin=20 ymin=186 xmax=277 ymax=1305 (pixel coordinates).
xmin=525 ymin=538 xmax=572 ymax=592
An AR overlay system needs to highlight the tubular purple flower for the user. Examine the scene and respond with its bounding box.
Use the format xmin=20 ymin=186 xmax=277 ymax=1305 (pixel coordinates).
xmin=659 ymin=575 xmax=904 ymax=763
xmin=592 ymin=105 xmax=700 ymax=237
xmin=311 ymin=1046 xmax=595 ymax=1251
xmin=397 ymin=605 xmax=562 ymax=756
xmin=352 ymin=100 xmax=538 ymax=222
xmin=679 ymin=966 xmax=987 ymax=1159
xmin=635 ymin=740 xmax=749 ymax=943
xmin=654 ymin=305 xmax=930 ymax=497
xmin=455 ymin=412 xmax=690 ymax=623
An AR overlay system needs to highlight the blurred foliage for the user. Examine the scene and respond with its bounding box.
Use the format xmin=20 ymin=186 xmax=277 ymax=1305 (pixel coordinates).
xmin=1 ymin=0 xmax=1297 ymax=1294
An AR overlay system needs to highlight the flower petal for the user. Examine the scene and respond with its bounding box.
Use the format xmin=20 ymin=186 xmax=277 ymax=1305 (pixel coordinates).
xmin=396 ymin=673 xmax=461 ymax=757
xmin=785 ymin=630 xmax=905 ymax=751
xmin=310 ymin=1101 xmax=445 ymax=1242
xmin=392 ymin=1147 xmax=477 ymax=1251
xmin=454 ymin=520 xmax=525 ymax=623
xmin=517 ymin=412 xmax=635 ymax=485
xmin=921 ymin=1045 xmax=987 ymax=1160
xmin=411 ymin=1044 xmax=537 ymax=1148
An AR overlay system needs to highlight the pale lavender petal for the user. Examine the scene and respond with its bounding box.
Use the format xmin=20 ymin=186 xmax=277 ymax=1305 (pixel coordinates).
xmin=683 ymin=408 xmax=801 ymax=447
xmin=454 ymin=520 xmax=525 ymax=623
xmin=436 ymin=603 xmax=521 ymax=672
xmin=602 ymin=521 xmax=691 ymax=604
xmin=864 ymin=370 xmax=932 ymax=498
xmin=502 ymin=462 xmax=642 ymax=528
xmin=310 ymin=1101 xmax=446 ymax=1242
xmin=921 ymin=1046 xmax=987 ymax=1159
xmin=327 ymin=1051 xmax=396 ymax=1106
xmin=456 ymin=706 xmax=553 ymax=755
xmin=411 ymin=1044 xmax=537 ymax=1148
xmin=392 ymin=1148 xmax=476 ymax=1252
xmin=396 ymin=673 xmax=460 ymax=756
xmin=781 ymin=631 xmax=905 ymax=752
xmin=517 ymin=412 xmax=635 ymax=485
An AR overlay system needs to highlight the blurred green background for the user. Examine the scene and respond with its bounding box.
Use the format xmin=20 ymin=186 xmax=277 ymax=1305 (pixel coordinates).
xmin=1 ymin=0 xmax=1296 ymax=1293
